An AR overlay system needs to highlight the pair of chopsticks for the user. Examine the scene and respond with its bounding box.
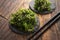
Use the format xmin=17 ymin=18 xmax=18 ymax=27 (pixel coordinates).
xmin=28 ymin=12 xmax=60 ymax=40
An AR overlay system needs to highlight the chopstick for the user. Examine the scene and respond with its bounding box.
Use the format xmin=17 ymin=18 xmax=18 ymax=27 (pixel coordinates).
xmin=28 ymin=12 xmax=60 ymax=40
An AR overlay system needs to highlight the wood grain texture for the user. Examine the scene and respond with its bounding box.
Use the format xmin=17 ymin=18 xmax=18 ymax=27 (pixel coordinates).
xmin=0 ymin=0 xmax=60 ymax=40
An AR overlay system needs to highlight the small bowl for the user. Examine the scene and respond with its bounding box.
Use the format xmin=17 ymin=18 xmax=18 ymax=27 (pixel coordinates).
xmin=29 ymin=0 xmax=56 ymax=14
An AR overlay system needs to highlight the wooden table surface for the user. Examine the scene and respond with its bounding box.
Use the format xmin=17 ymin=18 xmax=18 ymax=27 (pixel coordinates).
xmin=0 ymin=0 xmax=60 ymax=40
